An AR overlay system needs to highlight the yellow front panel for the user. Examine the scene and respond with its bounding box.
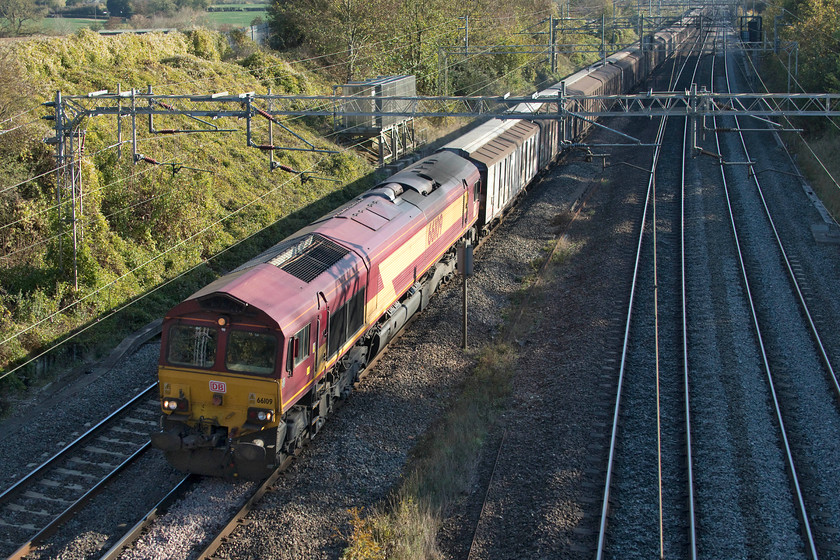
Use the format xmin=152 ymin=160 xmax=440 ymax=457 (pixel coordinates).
xmin=159 ymin=366 xmax=280 ymax=431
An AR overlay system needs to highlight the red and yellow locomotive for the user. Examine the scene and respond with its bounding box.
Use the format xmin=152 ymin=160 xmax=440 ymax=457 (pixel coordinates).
xmin=152 ymin=151 xmax=481 ymax=479
xmin=151 ymin=14 xmax=699 ymax=479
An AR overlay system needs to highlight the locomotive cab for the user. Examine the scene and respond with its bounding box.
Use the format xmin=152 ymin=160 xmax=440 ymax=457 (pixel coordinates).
xmin=149 ymin=271 xmax=329 ymax=480
xmin=152 ymin=302 xmax=291 ymax=479
xmin=151 ymin=151 xmax=482 ymax=481
xmin=150 ymin=254 xmax=363 ymax=480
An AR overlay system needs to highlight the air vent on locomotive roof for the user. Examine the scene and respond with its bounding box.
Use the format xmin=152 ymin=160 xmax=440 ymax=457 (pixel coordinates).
xmin=268 ymin=234 xmax=349 ymax=283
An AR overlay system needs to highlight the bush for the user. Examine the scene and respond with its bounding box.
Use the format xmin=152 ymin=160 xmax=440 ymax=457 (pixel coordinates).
xmin=0 ymin=29 xmax=371 ymax=401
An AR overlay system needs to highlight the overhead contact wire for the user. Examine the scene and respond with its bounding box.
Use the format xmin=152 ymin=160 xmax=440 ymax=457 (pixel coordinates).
xmin=0 ymin=135 xmax=371 ymax=376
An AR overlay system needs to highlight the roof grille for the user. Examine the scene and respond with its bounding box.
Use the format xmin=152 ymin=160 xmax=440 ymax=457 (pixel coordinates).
xmin=269 ymin=234 xmax=349 ymax=283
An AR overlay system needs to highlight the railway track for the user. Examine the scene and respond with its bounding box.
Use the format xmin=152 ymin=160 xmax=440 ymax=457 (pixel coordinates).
xmin=595 ymin=27 xmax=704 ymax=560
xmin=0 ymin=384 xmax=160 ymax=559
xmin=708 ymin=30 xmax=840 ymax=557
xmin=597 ymin=18 xmax=840 ymax=559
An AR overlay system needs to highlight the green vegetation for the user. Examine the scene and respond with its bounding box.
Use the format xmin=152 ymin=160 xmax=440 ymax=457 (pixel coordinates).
xmin=201 ymin=8 xmax=263 ymax=27
xmin=269 ymin=0 xmax=557 ymax=94
xmin=763 ymin=0 xmax=840 ymax=93
xmin=758 ymin=0 xmax=840 ymax=221
xmin=0 ymin=29 xmax=372 ymax=411
xmin=0 ymin=0 xmax=44 ymax=36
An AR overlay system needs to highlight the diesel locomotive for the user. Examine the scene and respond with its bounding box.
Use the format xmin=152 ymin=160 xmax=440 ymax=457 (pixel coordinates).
xmin=150 ymin=14 xmax=699 ymax=479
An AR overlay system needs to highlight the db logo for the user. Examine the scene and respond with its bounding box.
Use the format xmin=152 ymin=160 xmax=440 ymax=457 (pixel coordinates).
xmin=209 ymin=380 xmax=227 ymax=393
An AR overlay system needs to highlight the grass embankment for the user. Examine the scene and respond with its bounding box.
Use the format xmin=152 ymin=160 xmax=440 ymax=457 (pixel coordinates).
xmin=0 ymin=29 xmax=372 ymax=411
xmin=343 ymin=237 xmax=580 ymax=559
xmin=780 ymin=130 xmax=840 ymax=218
xmin=758 ymin=54 xmax=840 ymax=220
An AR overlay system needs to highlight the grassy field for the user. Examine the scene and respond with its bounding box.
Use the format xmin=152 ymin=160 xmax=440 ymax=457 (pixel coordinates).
xmin=37 ymin=8 xmax=267 ymax=34
xmin=41 ymin=16 xmax=105 ymax=33
xmin=202 ymin=9 xmax=267 ymax=27
xmin=209 ymin=3 xmax=267 ymax=8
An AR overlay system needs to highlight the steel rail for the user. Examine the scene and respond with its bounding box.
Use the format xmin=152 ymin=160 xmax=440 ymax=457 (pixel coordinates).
xmin=0 ymin=383 xmax=157 ymax=503
xmin=594 ymin=98 xmax=660 ymax=560
xmin=679 ymin=112 xmax=698 ymax=560
xmin=728 ymin=54 xmax=840 ymax=408
xmin=679 ymin=27 xmax=705 ymax=560
xmin=466 ymin=430 xmax=507 ymax=560
xmin=713 ymin=37 xmax=819 ymax=560
xmin=1 ymin=384 xmax=159 ymax=557
xmin=196 ymin=456 xmax=294 ymax=559
xmin=98 ymin=475 xmax=198 ymax=560
xmin=6 ymin=442 xmax=152 ymax=560
xmin=595 ymin=25 xmax=704 ymax=559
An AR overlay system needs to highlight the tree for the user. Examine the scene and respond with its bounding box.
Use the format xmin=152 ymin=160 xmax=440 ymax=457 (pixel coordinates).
xmin=0 ymin=0 xmax=43 ymax=36
xmin=793 ymin=0 xmax=840 ymax=91
xmin=106 ymin=0 xmax=131 ymax=18
xmin=269 ymin=0 xmax=382 ymax=80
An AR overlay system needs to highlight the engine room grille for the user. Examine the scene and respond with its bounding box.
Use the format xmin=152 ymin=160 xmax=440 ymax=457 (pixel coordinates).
xmin=269 ymin=234 xmax=349 ymax=283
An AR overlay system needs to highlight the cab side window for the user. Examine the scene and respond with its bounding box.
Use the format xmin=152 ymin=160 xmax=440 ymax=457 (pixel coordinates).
xmin=287 ymin=324 xmax=311 ymax=373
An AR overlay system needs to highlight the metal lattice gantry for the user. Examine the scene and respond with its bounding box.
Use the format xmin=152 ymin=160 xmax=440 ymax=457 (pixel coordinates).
xmin=42 ymin=83 xmax=840 ymax=285
xmin=46 ymin=89 xmax=840 ymax=125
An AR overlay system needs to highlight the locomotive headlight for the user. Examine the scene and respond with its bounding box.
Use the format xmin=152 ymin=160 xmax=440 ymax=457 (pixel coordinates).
xmin=162 ymin=398 xmax=188 ymax=412
xmin=246 ymin=407 xmax=274 ymax=424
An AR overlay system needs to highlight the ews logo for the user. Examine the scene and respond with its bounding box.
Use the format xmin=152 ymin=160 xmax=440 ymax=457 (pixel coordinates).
xmin=426 ymin=215 xmax=443 ymax=246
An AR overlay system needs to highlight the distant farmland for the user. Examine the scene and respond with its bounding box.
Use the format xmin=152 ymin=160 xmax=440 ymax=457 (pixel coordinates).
xmin=39 ymin=4 xmax=268 ymax=34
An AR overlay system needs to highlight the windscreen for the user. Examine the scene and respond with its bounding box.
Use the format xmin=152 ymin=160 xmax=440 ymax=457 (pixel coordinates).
xmin=226 ymin=330 xmax=277 ymax=375
xmin=167 ymin=325 xmax=218 ymax=368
